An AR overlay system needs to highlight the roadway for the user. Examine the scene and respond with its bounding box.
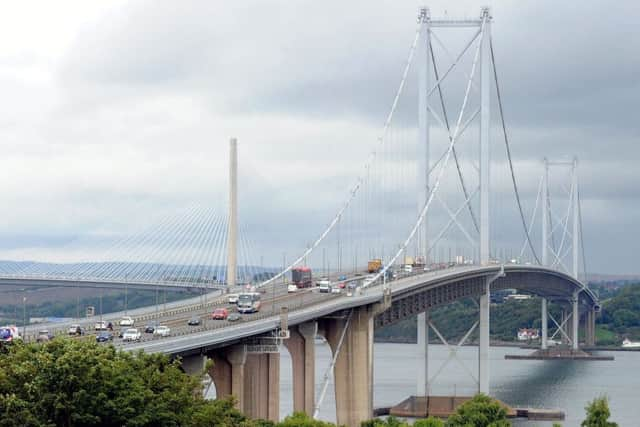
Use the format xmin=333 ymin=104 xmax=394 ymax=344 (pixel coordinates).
xmin=13 ymin=264 xmax=596 ymax=356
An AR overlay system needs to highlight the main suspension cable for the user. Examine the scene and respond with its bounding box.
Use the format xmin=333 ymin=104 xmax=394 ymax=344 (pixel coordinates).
xmin=490 ymin=37 xmax=541 ymax=265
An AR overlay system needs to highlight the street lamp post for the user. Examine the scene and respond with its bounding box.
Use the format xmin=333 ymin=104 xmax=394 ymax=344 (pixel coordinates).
xmin=22 ymin=292 xmax=27 ymax=339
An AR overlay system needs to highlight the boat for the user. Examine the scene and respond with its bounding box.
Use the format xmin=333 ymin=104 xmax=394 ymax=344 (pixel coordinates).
xmin=621 ymin=338 xmax=640 ymax=348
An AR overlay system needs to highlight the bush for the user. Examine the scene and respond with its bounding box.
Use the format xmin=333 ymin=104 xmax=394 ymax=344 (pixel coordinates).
xmin=581 ymin=397 xmax=618 ymax=427
xmin=446 ymin=394 xmax=508 ymax=427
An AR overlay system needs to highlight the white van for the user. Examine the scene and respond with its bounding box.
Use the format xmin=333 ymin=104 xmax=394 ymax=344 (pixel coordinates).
xmin=403 ymin=264 xmax=413 ymax=273
xmin=317 ymin=278 xmax=331 ymax=293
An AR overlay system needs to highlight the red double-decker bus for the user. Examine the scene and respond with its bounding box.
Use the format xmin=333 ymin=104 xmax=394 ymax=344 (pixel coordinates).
xmin=292 ymin=266 xmax=313 ymax=288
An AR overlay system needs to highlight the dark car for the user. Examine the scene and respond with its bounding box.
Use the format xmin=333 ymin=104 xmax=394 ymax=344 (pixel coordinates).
xmin=96 ymin=331 xmax=114 ymax=343
xmin=227 ymin=313 xmax=242 ymax=322
xmin=144 ymin=323 xmax=157 ymax=334
xmin=188 ymin=316 xmax=201 ymax=326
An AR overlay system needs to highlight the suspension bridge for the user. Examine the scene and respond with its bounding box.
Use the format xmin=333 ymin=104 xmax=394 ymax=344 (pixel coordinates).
xmin=0 ymin=8 xmax=602 ymax=426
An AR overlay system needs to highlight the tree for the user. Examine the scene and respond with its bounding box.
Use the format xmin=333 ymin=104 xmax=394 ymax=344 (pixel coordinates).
xmin=361 ymin=416 xmax=408 ymax=427
xmin=446 ymin=394 xmax=509 ymax=427
xmin=191 ymin=397 xmax=256 ymax=427
xmin=581 ymin=397 xmax=618 ymax=427
xmin=277 ymin=412 xmax=335 ymax=427
xmin=414 ymin=418 xmax=445 ymax=427
xmin=0 ymin=338 xmax=225 ymax=427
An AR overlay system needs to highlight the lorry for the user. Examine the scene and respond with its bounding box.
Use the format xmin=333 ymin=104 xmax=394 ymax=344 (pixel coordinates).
xmin=367 ymin=259 xmax=382 ymax=273
xmin=403 ymin=256 xmax=415 ymax=266
xmin=292 ymin=266 xmax=313 ymax=288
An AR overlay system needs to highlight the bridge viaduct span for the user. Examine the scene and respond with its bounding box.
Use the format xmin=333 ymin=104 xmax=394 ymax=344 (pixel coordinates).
xmin=118 ymin=265 xmax=597 ymax=426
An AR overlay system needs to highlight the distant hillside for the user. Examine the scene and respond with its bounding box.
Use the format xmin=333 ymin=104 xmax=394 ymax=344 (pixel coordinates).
xmin=375 ymin=282 xmax=640 ymax=346
xmin=597 ymin=283 xmax=640 ymax=344
xmin=587 ymin=273 xmax=640 ymax=284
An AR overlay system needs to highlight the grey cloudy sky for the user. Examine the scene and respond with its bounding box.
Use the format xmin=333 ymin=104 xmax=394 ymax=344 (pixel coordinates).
xmin=0 ymin=1 xmax=638 ymax=274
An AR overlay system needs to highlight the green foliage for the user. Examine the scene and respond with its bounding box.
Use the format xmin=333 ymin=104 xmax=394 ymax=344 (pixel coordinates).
xmin=581 ymin=397 xmax=618 ymax=427
xmin=0 ymin=290 xmax=191 ymax=326
xmin=594 ymin=325 xmax=617 ymax=346
xmin=375 ymin=298 xmax=549 ymax=344
xmin=376 ymin=283 xmax=640 ymax=345
xmin=191 ymin=397 xmax=255 ymax=427
xmin=0 ymin=338 xmax=240 ymax=427
xmin=445 ymin=394 xmax=508 ymax=427
xmin=361 ymin=416 xmax=407 ymax=427
xmin=278 ymin=412 xmax=335 ymax=427
xmin=414 ymin=418 xmax=445 ymax=427
xmin=597 ymin=283 xmax=640 ymax=341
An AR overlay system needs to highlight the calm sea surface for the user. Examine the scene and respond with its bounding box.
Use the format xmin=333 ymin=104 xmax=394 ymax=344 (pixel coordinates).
xmin=212 ymin=342 xmax=637 ymax=426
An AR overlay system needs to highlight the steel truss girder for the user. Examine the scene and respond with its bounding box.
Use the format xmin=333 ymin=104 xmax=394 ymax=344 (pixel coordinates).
xmin=375 ymin=271 xmax=594 ymax=328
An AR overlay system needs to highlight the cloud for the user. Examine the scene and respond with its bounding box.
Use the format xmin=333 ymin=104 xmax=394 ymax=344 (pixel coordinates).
xmin=0 ymin=0 xmax=637 ymax=274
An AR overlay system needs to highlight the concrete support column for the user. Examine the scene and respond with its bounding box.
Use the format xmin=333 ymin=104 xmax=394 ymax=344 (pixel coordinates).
xmin=478 ymin=279 xmax=490 ymax=394
xmin=227 ymin=345 xmax=247 ymax=410
xmin=208 ymin=352 xmax=232 ymax=398
xmin=583 ymin=307 xmax=596 ymax=347
xmin=243 ymin=352 xmax=280 ymax=422
xmin=541 ymin=298 xmax=548 ymax=350
xmin=323 ymin=305 xmax=376 ymax=427
xmin=572 ymin=293 xmax=579 ymax=350
xmin=587 ymin=312 xmax=591 ymax=346
xmin=284 ymin=321 xmax=317 ymax=415
xmin=589 ymin=308 xmax=598 ymax=345
xmin=417 ymin=311 xmax=429 ymax=396
xmin=181 ymin=354 xmax=206 ymax=376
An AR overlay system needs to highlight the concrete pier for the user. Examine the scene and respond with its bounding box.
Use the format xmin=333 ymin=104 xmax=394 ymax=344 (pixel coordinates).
xmin=284 ymin=322 xmax=317 ymax=415
xmin=320 ymin=305 xmax=377 ymax=427
xmin=208 ymin=345 xmax=280 ymax=421
xmin=243 ymin=353 xmax=280 ymax=422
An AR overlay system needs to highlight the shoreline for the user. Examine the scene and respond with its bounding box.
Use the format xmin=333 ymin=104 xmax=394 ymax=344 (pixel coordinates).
xmin=373 ymin=338 xmax=639 ymax=351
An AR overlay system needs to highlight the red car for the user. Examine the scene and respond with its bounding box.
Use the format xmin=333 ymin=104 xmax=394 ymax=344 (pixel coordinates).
xmin=212 ymin=308 xmax=229 ymax=320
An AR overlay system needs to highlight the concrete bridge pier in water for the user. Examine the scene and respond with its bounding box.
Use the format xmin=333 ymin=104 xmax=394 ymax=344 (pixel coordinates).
xmin=183 ymin=301 xmax=387 ymax=426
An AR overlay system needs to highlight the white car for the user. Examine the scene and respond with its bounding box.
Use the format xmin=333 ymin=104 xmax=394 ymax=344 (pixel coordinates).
xmin=330 ymin=286 xmax=341 ymax=294
xmin=227 ymin=293 xmax=239 ymax=304
xmin=94 ymin=321 xmax=108 ymax=331
xmin=119 ymin=316 xmax=134 ymax=327
xmin=154 ymin=326 xmax=171 ymax=337
xmin=287 ymin=284 xmax=299 ymax=293
xmin=122 ymin=328 xmax=141 ymax=342
xmin=68 ymin=324 xmax=83 ymax=335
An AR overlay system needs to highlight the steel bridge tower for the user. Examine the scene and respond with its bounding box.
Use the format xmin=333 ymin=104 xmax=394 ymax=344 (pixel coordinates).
xmin=416 ymin=6 xmax=493 ymax=397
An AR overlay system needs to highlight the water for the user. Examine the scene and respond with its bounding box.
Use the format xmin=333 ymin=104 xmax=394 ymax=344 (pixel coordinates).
xmin=275 ymin=342 xmax=636 ymax=426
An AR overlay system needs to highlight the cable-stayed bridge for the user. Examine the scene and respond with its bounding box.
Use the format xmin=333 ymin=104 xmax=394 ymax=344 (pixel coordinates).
xmin=0 ymin=8 xmax=601 ymax=426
